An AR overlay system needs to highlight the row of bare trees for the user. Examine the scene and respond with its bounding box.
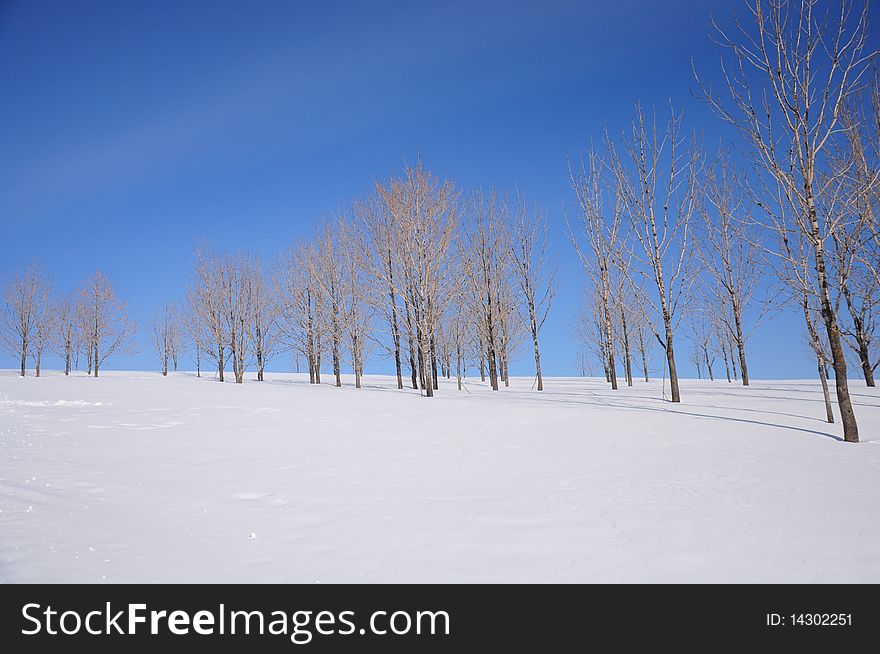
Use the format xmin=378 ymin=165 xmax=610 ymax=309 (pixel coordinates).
xmin=570 ymin=0 xmax=878 ymax=442
xmin=172 ymin=162 xmax=556 ymax=395
xmin=0 ymin=265 xmax=136 ymax=377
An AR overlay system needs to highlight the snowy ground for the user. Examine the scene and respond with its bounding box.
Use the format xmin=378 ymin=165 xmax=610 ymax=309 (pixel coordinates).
xmin=1 ymin=370 xmax=878 ymax=583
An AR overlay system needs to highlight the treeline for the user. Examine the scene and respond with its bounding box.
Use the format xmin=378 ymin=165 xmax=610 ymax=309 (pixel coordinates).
xmin=0 ymin=268 xmax=135 ymax=378
xmin=567 ymin=0 xmax=879 ymax=443
xmin=1 ymin=2 xmax=877 ymax=447
xmin=176 ymin=162 xmax=556 ymax=396
xmin=0 ymin=163 xmax=556 ymax=395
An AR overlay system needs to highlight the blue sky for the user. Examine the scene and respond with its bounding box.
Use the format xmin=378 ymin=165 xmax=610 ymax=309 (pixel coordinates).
xmin=0 ymin=0 xmax=873 ymax=378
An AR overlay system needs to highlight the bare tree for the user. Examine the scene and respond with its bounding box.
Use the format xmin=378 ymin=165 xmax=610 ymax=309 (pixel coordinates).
xmin=568 ymin=147 xmax=623 ymax=390
xmin=151 ymin=302 xmax=182 ymax=376
xmin=829 ymin=98 xmax=880 ymax=386
xmin=1 ymin=263 xmax=50 ymax=377
xmin=696 ymin=148 xmax=767 ymax=386
xmin=31 ymin=292 xmax=53 ymax=378
xmin=51 ymin=292 xmax=80 ymax=376
xmin=380 ymin=162 xmax=457 ymax=398
xmin=511 ymin=194 xmax=556 ymax=391
xmin=279 ymin=242 xmax=326 ymax=384
xmin=359 ymin=192 xmax=406 ymax=389
xmin=607 ymin=105 xmax=701 ymax=403
xmin=219 ymin=252 xmax=258 ymax=384
xmin=690 ymin=310 xmax=716 ymax=382
xmin=696 ymin=0 xmax=879 ymax=441
xmin=313 ymin=222 xmax=346 ymax=388
xmin=338 ymin=216 xmax=374 ymax=388
xmin=188 ymin=248 xmax=228 ymax=381
xmin=633 ymin=304 xmax=653 ymax=382
xmin=461 ymin=190 xmax=509 ymax=392
xmin=249 ymin=260 xmax=280 ymax=382
xmin=80 ymin=271 xmax=136 ymax=377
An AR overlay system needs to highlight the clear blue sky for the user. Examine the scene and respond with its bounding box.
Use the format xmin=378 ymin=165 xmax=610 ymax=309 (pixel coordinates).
xmin=0 ymin=0 xmax=872 ymax=378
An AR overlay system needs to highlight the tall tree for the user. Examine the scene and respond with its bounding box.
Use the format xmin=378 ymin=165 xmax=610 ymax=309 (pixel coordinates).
xmin=380 ymin=162 xmax=457 ymax=398
xmin=697 ymin=0 xmax=877 ymax=441
xmin=696 ymin=148 xmax=766 ymax=386
xmin=510 ymin=194 xmax=556 ymax=391
xmin=568 ymin=147 xmax=623 ymax=390
xmin=607 ymin=105 xmax=701 ymax=403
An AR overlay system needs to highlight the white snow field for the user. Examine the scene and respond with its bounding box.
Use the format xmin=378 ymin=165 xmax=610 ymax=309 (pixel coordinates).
xmin=1 ymin=370 xmax=878 ymax=583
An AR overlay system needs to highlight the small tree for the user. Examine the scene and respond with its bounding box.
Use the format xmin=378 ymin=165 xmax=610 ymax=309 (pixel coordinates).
xmin=80 ymin=271 xmax=136 ymax=377
xmin=0 ymin=263 xmax=50 ymax=377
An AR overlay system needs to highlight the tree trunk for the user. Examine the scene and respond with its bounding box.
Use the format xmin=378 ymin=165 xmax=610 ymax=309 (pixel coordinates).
xmin=332 ymin=334 xmax=341 ymax=388
xmin=256 ymin=325 xmax=264 ymax=382
xmin=638 ymin=329 xmax=649 ymax=382
xmin=620 ymin=305 xmax=633 ymax=387
xmin=353 ymin=334 xmax=362 ymax=389
xmin=604 ymin=320 xmax=617 ymax=390
xmin=94 ymin=341 xmax=100 ymax=378
xmin=842 ymin=285 xmax=875 ymax=387
xmin=819 ymin=358 xmax=835 ymax=424
xmin=430 ymin=334 xmax=439 ymax=391
xmin=856 ymin=338 xmax=875 ymax=388
xmin=20 ymin=342 xmax=27 ymax=377
xmin=404 ymin=302 xmax=418 ymax=389
xmin=721 ymin=338 xmax=731 ymax=383
xmin=731 ymin=297 xmax=749 ymax=386
xmin=529 ymin=308 xmax=544 ymax=391
xmin=807 ymin=188 xmax=858 ymax=442
xmin=387 ymin=250 xmax=404 ymax=390
xmin=664 ymin=327 xmax=680 ymax=402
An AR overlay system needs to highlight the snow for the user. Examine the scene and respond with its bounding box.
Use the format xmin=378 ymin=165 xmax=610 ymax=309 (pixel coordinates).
xmin=1 ymin=370 xmax=878 ymax=583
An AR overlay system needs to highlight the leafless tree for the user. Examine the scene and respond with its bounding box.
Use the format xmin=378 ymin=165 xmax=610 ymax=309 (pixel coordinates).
xmin=151 ymin=302 xmax=183 ymax=376
xmin=696 ymin=148 xmax=767 ymax=386
xmin=51 ymin=292 xmax=80 ymax=376
xmin=338 ymin=216 xmax=374 ymax=388
xmin=510 ymin=194 xmax=556 ymax=391
xmin=80 ymin=271 xmax=136 ymax=377
xmin=633 ymin=305 xmax=653 ymax=382
xmin=380 ymin=162 xmax=457 ymax=397
xmin=1 ymin=263 xmax=51 ymax=377
xmin=278 ymin=242 xmax=325 ymax=384
xmin=359 ymin=192 xmax=405 ymax=389
xmin=461 ymin=190 xmax=509 ymax=392
xmin=313 ymin=221 xmax=346 ymax=387
xmin=249 ymin=260 xmax=280 ymax=382
xmin=219 ymin=252 xmax=258 ymax=384
xmin=607 ymin=105 xmax=701 ymax=402
xmin=30 ymin=292 xmax=53 ymax=378
xmin=690 ymin=310 xmax=716 ymax=382
xmin=188 ymin=247 xmax=228 ymax=381
xmin=828 ymin=98 xmax=880 ymax=386
xmin=573 ymin=287 xmax=614 ymax=382
xmin=696 ymin=0 xmax=879 ymax=441
xmin=568 ymin=146 xmax=623 ymax=390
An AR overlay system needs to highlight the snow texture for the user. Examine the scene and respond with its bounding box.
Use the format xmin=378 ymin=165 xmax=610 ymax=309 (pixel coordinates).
xmin=1 ymin=370 xmax=878 ymax=583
